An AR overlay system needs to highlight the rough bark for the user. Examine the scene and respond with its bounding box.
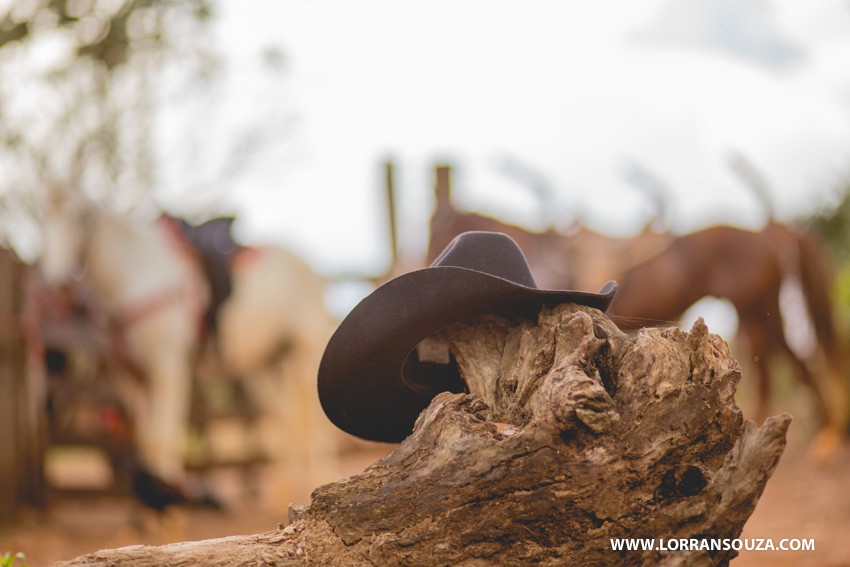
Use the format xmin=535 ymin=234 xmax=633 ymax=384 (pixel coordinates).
xmin=59 ymin=304 xmax=790 ymax=566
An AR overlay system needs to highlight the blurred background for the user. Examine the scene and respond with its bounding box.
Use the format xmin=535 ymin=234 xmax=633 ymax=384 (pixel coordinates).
xmin=3 ymin=0 xmax=850 ymax=565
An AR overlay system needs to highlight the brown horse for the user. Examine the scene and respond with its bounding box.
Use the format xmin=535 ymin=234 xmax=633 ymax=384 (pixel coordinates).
xmin=609 ymin=223 xmax=848 ymax=437
xmin=427 ymin=165 xmax=670 ymax=291
xmin=425 ymin=166 xmax=847 ymax=449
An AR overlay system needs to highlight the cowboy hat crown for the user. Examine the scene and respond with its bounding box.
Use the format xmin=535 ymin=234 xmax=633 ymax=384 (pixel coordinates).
xmin=430 ymin=230 xmax=537 ymax=287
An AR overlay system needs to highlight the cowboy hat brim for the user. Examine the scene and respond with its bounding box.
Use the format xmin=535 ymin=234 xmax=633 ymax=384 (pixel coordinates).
xmin=317 ymin=265 xmax=617 ymax=443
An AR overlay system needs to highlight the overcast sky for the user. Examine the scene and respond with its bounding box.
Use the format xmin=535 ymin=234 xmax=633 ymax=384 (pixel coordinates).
xmin=152 ymin=0 xmax=850 ymax=289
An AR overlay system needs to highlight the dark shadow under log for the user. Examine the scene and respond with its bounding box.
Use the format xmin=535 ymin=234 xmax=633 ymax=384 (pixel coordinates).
xmin=59 ymin=304 xmax=790 ymax=566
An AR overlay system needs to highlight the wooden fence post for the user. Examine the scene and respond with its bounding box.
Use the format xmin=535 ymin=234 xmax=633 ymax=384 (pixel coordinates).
xmin=0 ymin=249 xmax=46 ymax=521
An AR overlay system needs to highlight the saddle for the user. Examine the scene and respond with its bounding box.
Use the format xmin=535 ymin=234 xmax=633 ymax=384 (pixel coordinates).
xmin=168 ymin=215 xmax=245 ymax=331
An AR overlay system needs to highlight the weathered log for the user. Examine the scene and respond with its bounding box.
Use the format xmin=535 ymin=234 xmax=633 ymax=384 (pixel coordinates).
xmin=59 ymin=303 xmax=790 ymax=566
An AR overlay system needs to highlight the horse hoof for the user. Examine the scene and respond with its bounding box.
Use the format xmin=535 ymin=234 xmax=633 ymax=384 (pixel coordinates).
xmin=808 ymin=427 xmax=842 ymax=465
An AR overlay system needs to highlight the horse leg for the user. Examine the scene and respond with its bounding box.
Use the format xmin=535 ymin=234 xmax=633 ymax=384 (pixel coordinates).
xmin=294 ymin=337 xmax=340 ymax=490
xmin=738 ymin=315 xmax=772 ymax=425
xmin=269 ymin=336 xmax=340 ymax=508
xmin=778 ymin=345 xmax=844 ymax=461
xmin=109 ymin=368 xmax=150 ymax=483
xmin=805 ymin=346 xmax=850 ymax=437
xmin=139 ymin=350 xmax=193 ymax=482
xmin=825 ymin=363 xmax=850 ymax=434
xmin=754 ymin=303 xmax=842 ymax=460
xmin=769 ymin=321 xmax=831 ymax=428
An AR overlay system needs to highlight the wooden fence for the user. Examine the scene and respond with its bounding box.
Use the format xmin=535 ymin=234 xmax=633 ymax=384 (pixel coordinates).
xmin=0 ymin=248 xmax=46 ymax=521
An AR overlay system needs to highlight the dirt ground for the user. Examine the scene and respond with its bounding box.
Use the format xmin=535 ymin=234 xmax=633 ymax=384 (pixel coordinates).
xmin=2 ymin=421 xmax=849 ymax=566
xmin=735 ymin=429 xmax=850 ymax=567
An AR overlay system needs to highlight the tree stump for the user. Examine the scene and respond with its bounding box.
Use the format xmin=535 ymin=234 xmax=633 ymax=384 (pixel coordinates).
xmin=60 ymin=304 xmax=790 ymax=566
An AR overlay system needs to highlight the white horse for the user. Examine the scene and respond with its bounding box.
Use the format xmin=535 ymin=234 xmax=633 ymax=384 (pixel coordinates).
xmin=39 ymin=192 xmax=339 ymax=504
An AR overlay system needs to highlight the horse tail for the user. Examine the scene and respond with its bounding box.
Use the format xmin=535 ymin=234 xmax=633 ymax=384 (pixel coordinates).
xmin=794 ymin=227 xmax=840 ymax=358
xmin=791 ymin=225 xmax=849 ymax=430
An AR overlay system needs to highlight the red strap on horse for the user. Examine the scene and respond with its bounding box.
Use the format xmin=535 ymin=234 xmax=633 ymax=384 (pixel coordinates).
xmin=229 ymin=246 xmax=263 ymax=274
xmin=114 ymin=217 xmax=208 ymax=332
xmin=117 ymin=287 xmax=188 ymax=329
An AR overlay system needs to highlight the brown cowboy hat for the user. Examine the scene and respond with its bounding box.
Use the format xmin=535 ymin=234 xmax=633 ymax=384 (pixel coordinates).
xmin=317 ymin=231 xmax=617 ymax=442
